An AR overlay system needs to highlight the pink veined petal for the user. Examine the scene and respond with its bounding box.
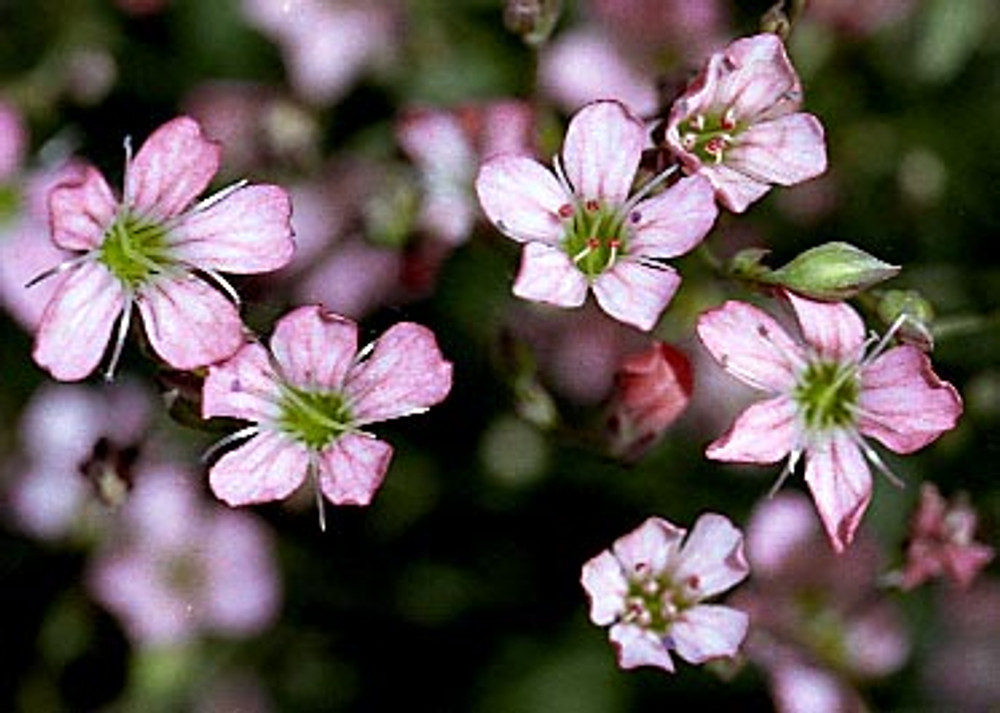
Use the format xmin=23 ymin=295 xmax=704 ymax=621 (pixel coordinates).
xmin=345 ymin=322 xmax=453 ymax=425
xmin=512 ymin=242 xmax=589 ymax=307
xmin=137 ymin=275 xmax=245 ymax=370
xmin=209 ymin=430 xmax=309 ymax=506
xmin=672 ymin=513 xmax=749 ymax=599
xmin=609 ymin=623 xmax=675 ymax=672
xmin=716 ymin=34 xmax=800 ymax=121
xmin=202 ymin=342 xmax=282 ymax=423
xmin=580 ymin=550 xmax=628 ymax=627
xmin=475 ymin=155 xmax=567 ymax=244
xmin=33 ymin=261 xmax=124 ymax=381
xmin=612 ymin=517 xmax=685 ymax=575
xmin=592 ymin=260 xmax=681 ymax=331
xmin=697 ymin=300 xmax=804 ymax=391
xmin=670 ymin=604 xmax=749 ymax=664
xmin=857 ymin=345 xmax=963 ymax=454
xmin=270 ymin=306 xmax=358 ymax=391
xmin=170 ymin=184 xmax=294 ymax=273
xmin=727 ymin=114 xmax=827 ymax=187
xmin=705 ymin=395 xmax=799 ymax=464
xmin=562 ymin=100 xmax=645 ymax=205
xmin=125 ymin=116 xmax=221 ymax=222
xmin=628 ymin=174 xmax=718 ymax=258
xmin=48 ymin=165 xmax=118 ymax=251
xmin=699 ymin=162 xmax=772 ymax=213
xmin=397 ymin=109 xmax=472 ymax=176
xmin=316 ymin=434 xmax=393 ymax=506
xmin=803 ymin=430 xmax=873 ymax=553
xmin=786 ymin=291 xmax=866 ymax=363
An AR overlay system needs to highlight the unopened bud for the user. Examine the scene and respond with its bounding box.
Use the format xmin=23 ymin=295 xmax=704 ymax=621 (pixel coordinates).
xmin=504 ymin=0 xmax=562 ymax=47
xmin=763 ymin=241 xmax=900 ymax=300
xmin=876 ymin=289 xmax=935 ymax=351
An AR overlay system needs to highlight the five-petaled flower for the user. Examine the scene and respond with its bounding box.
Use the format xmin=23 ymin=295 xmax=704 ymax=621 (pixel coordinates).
xmin=476 ymin=100 xmax=718 ymax=331
xmin=202 ymin=304 xmax=452 ymax=526
xmin=581 ymin=514 xmax=750 ymax=673
xmin=33 ymin=116 xmax=295 ymax=381
xmin=663 ymin=33 xmax=827 ymax=213
xmin=697 ymin=291 xmax=963 ymax=552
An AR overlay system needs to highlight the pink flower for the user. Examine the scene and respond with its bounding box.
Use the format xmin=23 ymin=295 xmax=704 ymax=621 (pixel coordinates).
xmin=580 ymin=514 xmax=750 ymax=672
xmin=32 ymin=116 xmax=294 ymax=381
xmin=202 ymin=305 xmax=452 ymax=523
xmin=697 ymin=292 xmax=963 ymax=552
xmin=476 ymin=100 xmax=718 ymax=331
xmin=664 ymin=33 xmax=827 ymax=213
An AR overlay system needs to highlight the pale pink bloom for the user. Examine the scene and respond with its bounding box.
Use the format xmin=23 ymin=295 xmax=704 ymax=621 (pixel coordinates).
xmin=698 ymin=292 xmax=963 ymax=552
xmin=477 ymin=100 xmax=718 ymax=331
xmin=33 ymin=116 xmax=294 ymax=381
xmin=664 ymin=33 xmax=827 ymax=213
xmin=87 ymin=464 xmax=280 ymax=648
xmin=581 ymin=514 xmax=749 ymax=672
xmin=896 ymin=482 xmax=994 ymax=590
xmin=398 ymin=100 xmax=534 ymax=246
xmin=202 ymin=305 xmax=452 ymax=522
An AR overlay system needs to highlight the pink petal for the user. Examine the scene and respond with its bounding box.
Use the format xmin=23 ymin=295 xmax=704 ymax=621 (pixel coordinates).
xmin=397 ymin=109 xmax=472 ymax=175
xmin=705 ymin=395 xmax=799 ymax=464
xmin=609 ymin=623 xmax=675 ymax=672
xmin=202 ymin=342 xmax=282 ymax=423
xmin=125 ymin=116 xmax=221 ymax=222
xmin=786 ymin=291 xmax=866 ymax=363
xmin=345 ymin=322 xmax=453 ymax=425
xmin=580 ymin=550 xmax=627 ymax=626
xmin=697 ymin=300 xmax=803 ymax=391
xmin=771 ymin=663 xmax=858 ymax=713
xmin=316 ymin=434 xmax=393 ymax=506
xmin=857 ymin=345 xmax=962 ymax=453
xmin=271 ymin=305 xmax=358 ymax=391
xmin=475 ymin=155 xmax=566 ymax=244
xmin=700 ymin=162 xmax=772 ymax=213
xmin=592 ymin=260 xmax=681 ymax=331
xmin=728 ymin=114 xmax=827 ymax=186
xmin=629 ymin=174 xmax=718 ymax=258
xmin=209 ymin=431 xmax=309 ymax=506
xmin=716 ymin=34 xmax=800 ymax=120
xmin=512 ymin=242 xmax=588 ymax=307
xmin=48 ymin=165 xmax=118 ymax=251
xmin=804 ymin=431 xmax=872 ymax=553
xmin=673 ymin=513 xmax=749 ymax=598
xmin=137 ymin=275 xmax=245 ymax=370
xmin=612 ymin=516 xmax=685 ymax=574
xmin=671 ymin=604 xmax=749 ymax=664
xmin=745 ymin=493 xmax=818 ymax=575
xmin=562 ymin=100 xmax=644 ymax=204
xmin=33 ymin=262 xmax=124 ymax=381
xmin=170 ymin=184 xmax=294 ymax=273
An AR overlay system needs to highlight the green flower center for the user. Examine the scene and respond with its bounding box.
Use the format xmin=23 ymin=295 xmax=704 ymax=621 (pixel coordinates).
xmin=679 ymin=109 xmax=741 ymax=164
xmin=559 ymin=199 xmax=631 ymax=278
xmin=794 ymin=360 xmax=859 ymax=431
xmin=98 ymin=212 xmax=172 ymax=287
xmin=276 ymin=385 xmax=354 ymax=451
xmin=621 ymin=565 xmax=699 ymax=634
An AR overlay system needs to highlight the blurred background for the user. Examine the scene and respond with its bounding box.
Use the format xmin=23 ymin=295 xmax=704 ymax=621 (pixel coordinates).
xmin=1 ymin=0 xmax=998 ymax=710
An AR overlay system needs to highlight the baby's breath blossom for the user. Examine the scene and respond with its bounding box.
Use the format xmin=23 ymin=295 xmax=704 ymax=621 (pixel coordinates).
xmin=476 ymin=100 xmax=718 ymax=331
xmin=697 ymin=291 xmax=963 ymax=552
xmin=581 ymin=514 xmax=749 ymax=673
xmin=32 ymin=116 xmax=294 ymax=381
xmin=664 ymin=33 xmax=827 ymax=213
xmin=202 ymin=305 xmax=452 ymax=527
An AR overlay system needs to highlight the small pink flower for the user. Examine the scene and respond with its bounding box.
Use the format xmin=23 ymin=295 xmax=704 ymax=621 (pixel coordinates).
xmin=202 ymin=305 xmax=452 ymax=523
xmin=476 ymin=100 xmax=718 ymax=331
xmin=581 ymin=514 xmax=750 ymax=673
xmin=664 ymin=33 xmax=827 ymax=213
xmin=32 ymin=116 xmax=294 ymax=381
xmin=896 ymin=483 xmax=994 ymax=590
xmin=697 ymin=292 xmax=963 ymax=552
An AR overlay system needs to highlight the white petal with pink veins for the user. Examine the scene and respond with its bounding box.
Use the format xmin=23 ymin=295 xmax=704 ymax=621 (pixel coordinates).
xmin=562 ymin=100 xmax=645 ymax=204
xmin=209 ymin=430 xmax=309 ymax=506
xmin=706 ymin=395 xmax=799 ymax=464
xmin=673 ymin=513 xmax=749 ymax=598
xmin=476 ymin=155 xmax=567 ymax=244
xmin=317 ymin=434 xmax=393 ymax=506
xmin=804 ymin=430 xmax=872 ymax=553
xmin=203 ymin=342 xmax=282 ymax=423
xmin=271 ymin=305 xmax=358 ymax=391
xmin=48 ymin=166 xmax=118 ymax=251
xmin=513 ymin=242 xmax=588 ymax=307
xmin=629 ymin=175 xmax=718 ymax=258
xmin=592 ymin=260 xmax=680 ymax=331
xmin=671 ymin=604 xmax=749 ymax=664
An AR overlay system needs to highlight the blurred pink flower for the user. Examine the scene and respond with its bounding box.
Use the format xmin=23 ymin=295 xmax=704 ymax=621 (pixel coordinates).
xmin=0 ymin=99 xmax=27 ymax=180
xmin=697 ymin=292 xmax=962 ymax=552
xmin=581 ymin=514 xmax=749 ymax=673
xmin=807 ymin=0 xmax=916 ymax=36
xmin=33 ymin=116 xmax=294 ymax=381
xmin=664 ymin=33 xmax=827 ymax=213
xmin=477 ymin=100 xmax=718 ymax=331
xmin=87 ymin=464 xmax=280 ymax=648
xmin=202 ymin=305 xmax=452 ymax=522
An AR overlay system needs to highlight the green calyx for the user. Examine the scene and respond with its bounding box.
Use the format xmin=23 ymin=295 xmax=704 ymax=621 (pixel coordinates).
xmin=794 ymin=360 xmax=859 ymax=431
xmin=560 ymin=200 xmax=630 ymax=279
xmin=98 ymin=213 xmax=172 ymax=287
xmin=276 ymin=385 xmax=354 ymax=451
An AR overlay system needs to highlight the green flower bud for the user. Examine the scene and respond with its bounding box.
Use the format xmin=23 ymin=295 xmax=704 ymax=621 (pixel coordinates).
xmin=876 ymin=289 xmax=936 ymax=351
xmin=763 ymin=242 xmax=900 ymax=300
xmin=504 ymin=0 xmax=562 ymax=47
